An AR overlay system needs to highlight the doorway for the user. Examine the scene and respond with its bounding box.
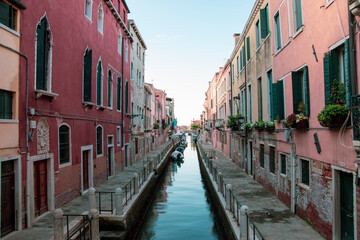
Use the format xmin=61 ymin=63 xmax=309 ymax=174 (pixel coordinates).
xmin=33 ymin=160 xmax=48 ymax=217
xmin=249 ymin=141 xmax=253 ymax=176
xmin=1 ymin=161 xmax=15 ymax=237
xmin=107 ymin=136 xmax=114 ymax=178
xmin=81 ymin=145 xmax=93 ymax=194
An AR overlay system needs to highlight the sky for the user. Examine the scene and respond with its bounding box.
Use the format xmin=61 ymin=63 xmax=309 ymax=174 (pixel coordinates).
xmin=127 ymin=0 xmax=257 ymax=126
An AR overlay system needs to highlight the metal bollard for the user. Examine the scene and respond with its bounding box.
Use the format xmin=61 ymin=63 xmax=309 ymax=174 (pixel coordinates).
xmin=217 ymin=172 xmax=223 ymax=192
xmin=53 ymin=208 xmax=64 ymax=240
xmin=134 ymin=173 xmax=139 ymax=194
xmin=89 ymin=208 xmax=100 ymax=240
xmin=115 ymin=188 xmax=123 ymax=215
xmin=226 ymin=184 xmax=232 ymax=210
xmin=240 ymin=205 xmax=249 ymax=240
xmin=88 ymin=187 xmax=96 ymax=210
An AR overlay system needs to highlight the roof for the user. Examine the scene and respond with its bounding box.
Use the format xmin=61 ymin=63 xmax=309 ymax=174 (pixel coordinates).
xmin=8 ymin=0 xmax=26 ymax=9
xmin=128 ymin=19 xmax=147 ymax=49
xmin=122 ymin=0 xmax=130 ymax=13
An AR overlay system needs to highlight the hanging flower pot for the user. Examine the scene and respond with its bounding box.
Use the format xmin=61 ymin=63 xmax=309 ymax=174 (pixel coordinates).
xmin=317 ymin=104 xmax=348 ymax=128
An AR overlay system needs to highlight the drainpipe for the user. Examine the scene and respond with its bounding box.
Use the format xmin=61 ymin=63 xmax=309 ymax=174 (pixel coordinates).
xmin=289 ymin=130 xmax=296 ymax=213
xmin=243 ymin=43 xmax=248 ymax=172
xmin=0 ymin=43 xmax=29 ymax=154
xmin=348 ymin=0 xmax=358 ymax=97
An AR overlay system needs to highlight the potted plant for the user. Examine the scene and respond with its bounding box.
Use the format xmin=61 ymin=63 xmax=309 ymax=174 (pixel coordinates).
xmin=253 ymin=121 xmax=265 ymax=131
xmin=264 ymin=121 xmax=275 ymax=131
xmin=241 ymin=122 xmax=252 ymax=131
xmin=294 ymin=113 xmax=309 ymax=130
xmin=317 ymin=80 xmax=349 ymax=128
xmin=226 ymin=114 xmax=244 ymax=131
xmin=281 ymin=113 xmax=297 ymax=129
xmin=153 ymin=123 xmax=160 ymax=129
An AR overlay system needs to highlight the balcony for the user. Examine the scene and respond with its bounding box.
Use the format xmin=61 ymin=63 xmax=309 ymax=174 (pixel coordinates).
xmin=215 ymin=119 xmax=225 ymax=129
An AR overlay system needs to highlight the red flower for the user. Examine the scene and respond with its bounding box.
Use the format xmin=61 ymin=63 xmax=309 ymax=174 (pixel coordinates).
xmin=331 ymin=90 xmax=334 ymax=94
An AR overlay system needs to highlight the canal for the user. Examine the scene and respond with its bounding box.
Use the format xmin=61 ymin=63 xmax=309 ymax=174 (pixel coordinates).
xmin=135 ymin=136 xmax=221 ymax=239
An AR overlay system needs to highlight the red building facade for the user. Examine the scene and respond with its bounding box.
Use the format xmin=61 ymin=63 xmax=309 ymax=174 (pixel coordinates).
xmin=18 ymin=0 xmax=132 ymax=227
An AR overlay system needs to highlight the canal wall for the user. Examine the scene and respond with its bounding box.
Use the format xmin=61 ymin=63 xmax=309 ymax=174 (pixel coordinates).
xmin=100 ymin=139 xmax=180 ymax=239
xmin=196 ymin=144 xmax=239 ymax=240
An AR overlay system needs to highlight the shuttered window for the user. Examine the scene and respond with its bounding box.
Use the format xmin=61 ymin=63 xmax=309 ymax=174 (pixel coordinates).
xmin=117 ymin=77 xmax=121 ymax=111
xmin=292 ymin=66 xmax=310 ymax=115
xmin=269 ymin=146 xmax=275 ymax=174
xmin=271 ymin=81 xmax=284 ymax=121
xmin=59 ymin=125 xmax=70 ymax=165
xmin=301 ymin=159 xmax=310 ymax=186
xmin=258 ymin=78 xmax=263 ymax=121
xmin=96 ymin=60 xmax=102 ymax=105
xmin=294 ymin=0 xmax=303 ymax=31
xmin=0 ymin=89 xmax=12 ymax=119
xmin=274 ymin=13 xmax=282 ymax=50
xmin=107 ymin=70 xmax=112 ymax=108
xmin=280 ymin=154 xmax=287 ymax=175
xmin=255 ymin=20 xmax=261 ymax=48
xmin=260 ymin=4 xmax=269 ymax=38
xmin=0 ymin=0 xmax=15 ymax=30
xmin=246 ymin=36 xmax=251 ymax=61
xmin=96 ymin=126 xmax=103 ymax=155
xmin=83 ymin=49 xmax=92 ymax=102
xmin=36 ymin=18 xmax=49 ymax=91
xmin=260 ymin=144 xmax=264 ymax=168
xmin=125 ymin=81 xmax=128 ymax=113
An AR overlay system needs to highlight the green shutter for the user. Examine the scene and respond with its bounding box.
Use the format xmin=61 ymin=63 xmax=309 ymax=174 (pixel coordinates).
xmin=292 ymin=71 xmax=302 ymax=113
xmin=107 ymin=71 xmax=111 ymax=107
xmin=278 ymin=81 xmax=285 ymax=120
xmin=323 ymin=54 xmax=331 ymax=105
xmin=117 ymin=77 xmax=121 ymax=110
xmin=83 ymin=49 xmax=92 ymax=102
xmin=303 ymin=66 xmax=310 ymax=116
xmin=97 ymin=61 xmax=102 ymax=105
xmin=330 ymin=49 xmax=339 ymax=83
xmin=259 ymin=79 xmax=263 ymax=121
xmin=344 ymin=38 xmax=352 ymax=108
xmin=246 ymin=36 xmax=250 ymax=61
xmin=36 ymin=19 xmax=47 ymax=91
xmin=271 ymin=83 xmax=279 ymax=121
xmin=125 ymin=82 xmax=128 ymax=113
xmin=260 ymin=8 xmax=267 ymax=38
xmin=295 ymin=0 xmax=303 ymax=30
xmin=0 ymin=90 xmax=12 ymax=119
xmin=0 ymin=1 xmax=9 ymax=27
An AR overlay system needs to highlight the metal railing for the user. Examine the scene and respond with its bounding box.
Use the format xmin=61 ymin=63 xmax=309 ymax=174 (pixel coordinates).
xmin=247 ymin=212 xmax=265 ymax=240
xmin=97 ymin=191 xmax=115 ymax=214
xmin=123 ymin=177 xmax=136 ymax=206
xmin=63 ymin=214 xmax=91 ymax=240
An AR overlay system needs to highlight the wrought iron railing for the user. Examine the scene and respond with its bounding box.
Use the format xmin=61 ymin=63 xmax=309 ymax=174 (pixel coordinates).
xmin=63 ymin=214 xmax=91 ymax=240
xmin=97 ymin=191 xmax=115 ymax=214
xmin=352 ymin=95 xmax=360 ymax=140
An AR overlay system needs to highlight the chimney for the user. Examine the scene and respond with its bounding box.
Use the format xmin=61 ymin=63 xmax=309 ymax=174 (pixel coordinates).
xmin=233 ymin=33 xmax=240 ymax=46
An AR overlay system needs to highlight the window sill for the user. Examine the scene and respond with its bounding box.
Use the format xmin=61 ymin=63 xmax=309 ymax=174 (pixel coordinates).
xmin=280 ymin=173 xmax=287 ymax=178
xmin=325 ymin=0 xmax=334 ymax=8
xmin=59 ymin=162 xmax=72 ymax=169
xmin=35 ymin=90 xmax=59 ymax=101
xmin=0 ymin=119 xmax=19 ymax=123
xmin=82 ymin=101 xmax=96 ymax=108
xmin=0 ymin=23 xmax=20 ymax=37
xmin=298 ymin=182 xmax=311 ymax=191
xmin=292 ymin=26 xmax=304 ymax=40
xmin=96 ymin=105 xmax=106 ymax=111
xmin=274 ymin=39 xmax=291 ymax=57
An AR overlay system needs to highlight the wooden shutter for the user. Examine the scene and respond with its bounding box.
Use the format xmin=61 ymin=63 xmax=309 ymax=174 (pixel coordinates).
xmin=125 ymin=82 xmax=128 ymax=113
xmin=107 ymin=71 xmax=111 ymax=107
xmin=36 ymin=19 xmax=47 ymax=91
xmin=271 ymin=83 xmax=279 ymax=121
xmin=97 ymin=61 xmax=102 ymax=105
xmin=83 ymin=50 xmax=92 ymax=102
xmin=344 ymin=38 xmax=352 ymax=107
xmin=303 ymin=66 xmax=310 ymax=116
xmin=260 ymin=8 xmax=267 ymax=39
xmin=117 ymin=77 xmax=121 ymax=110
xmin=295 ymin=0 xmax=303 ymax=30
xmin=278 ymin=81 xmax=284 ymax=120
xmin=323 ymin=54 xmax=331 ymax=105
xmin=0 ymin=1 xmax=9 ymax=27
xmin=292 ymin=71 xmax=302 ymax=113
xmin=0 ymin=90 xmax=12 ymax=119
xmin=246 ymin=36 xmax=250 ymax=61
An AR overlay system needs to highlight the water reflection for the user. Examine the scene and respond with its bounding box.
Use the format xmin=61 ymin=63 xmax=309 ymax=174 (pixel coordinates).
xmin=136 ymin=137 xmax=219 ymax=240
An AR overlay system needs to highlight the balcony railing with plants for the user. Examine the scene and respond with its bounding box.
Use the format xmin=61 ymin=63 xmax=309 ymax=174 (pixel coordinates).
xmin=226 ymin=114 xmax=244 ymax=131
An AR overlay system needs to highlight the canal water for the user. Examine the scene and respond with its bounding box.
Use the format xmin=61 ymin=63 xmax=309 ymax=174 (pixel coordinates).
xmin=135 ymin=136 xmax=220 ymax=240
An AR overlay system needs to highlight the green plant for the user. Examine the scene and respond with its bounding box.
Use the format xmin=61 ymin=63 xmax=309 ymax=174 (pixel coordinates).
xmin=253 ymin=121 xmax=265 ymax=130
xmin=144 ymin=129 xmax=152 ymax=133
xmin=153 ymin=123 xmax=160 ymax=129
xmin=264 ymin=121 xmax=275 ymax=130
xmin=317 ymin=104 xmax=348 ymax=127
xmin=328 ymin=79 xmax=346 ymax=105
xmin=241 ymin=122 xmax=252 ymax=130
xmin=191 ymin=124 xmax=200 ymax=130
xmin=297 ymin=102 xmax=305 ymax=113
xmin=226 ymin=114 xmax=244 ymax=130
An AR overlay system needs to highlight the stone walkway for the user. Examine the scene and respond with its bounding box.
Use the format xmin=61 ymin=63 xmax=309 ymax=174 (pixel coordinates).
xmin=5 ymin=141 xmax=173 ymax=240
xmin=199 ymin=140 xmax=325 ymax=240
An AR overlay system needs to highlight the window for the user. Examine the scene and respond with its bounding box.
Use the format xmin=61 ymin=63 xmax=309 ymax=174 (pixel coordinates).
xmin=266 ymin=70 xmax=272 ymax=121
xmin=274 ymin=12 xmax=282 ymax=50
xmin=59 ymin=125 xmax=70 ymax=165
xmin=96 ymin=125 xmax=103 ymax=155
xmin=260 ymin=4 xmax=270 ymax=38
xmin=292 ymin=66 xmax=309 ymax=115
xmin=143 ymin=52 xmax=145 ymax=64
xmin=118 ymin=30 xmax=122 ymax=54
xmin=246 ymin=36 xmax=251 ymax=61
xmin=96 ymin=60 xmax=103 ymax=105
xmin=36 ymin=17 xmax=52 ymax=91
xmin=0 ymin=89 xmax=12 ymax=119
xmin=83 ymin=49 xmax=92 ymax=102
xmin=323 ymin=39 xmax=351 ymax=107
xmin=258 ymin=78 xmax=263 ymax=121
xmin=117 ymin=76 xmax=121 ymax=111
xmin=0 ymin=0 xmax=16 ymax=30
xmin=97 ymin=3 xmax=103 ymax=34
xmin=107 ymin=70 xmax=112 ymax=108
xmin=117 ymin=126 xmax=121 ymax=146
xmin=125 ymin=40 xmax=128 ymax=62
xmin=248 ymin=85 xmax=252 ymax=123
xmin=293 ymin=0 xmax=303 ymax=32
xmin=255 ymin=20 xmax=261 ymax=49
xmin=139 ymin=72 xmax=142 ymax=87
xmin=241 ymin=89 xmax=245 ymax=117
xmin=236 ymin=56 xmax=239 ymax=74
xmin=125 ymin=81 xmax=128 ymax=113
xmin=300 ymin=159 xmax=310 ymax=186
xmin=271 ymin=80 xmax=285 ymax=121
xmin=280 ymin=153 xmax=287 ymax=175
xmin=85 ymin=0 xmax=92 ymax=20
xmin=130 ymin=62 xmax=133 ymax=80
xmin=123 ymin=9 xmax=126 ymax=22
xmin=260 ymin=144 xmax=264 ymax=168
xmin=232 ymin=64 xmax=235 ymax=82
xmin=269 ymin=146 xmax=275 ymax=174
xmin=240 ymin=46 xmax=245 ymax=70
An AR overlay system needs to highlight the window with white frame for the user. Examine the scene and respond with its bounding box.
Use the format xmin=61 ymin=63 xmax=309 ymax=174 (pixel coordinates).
xmin=256 ymin=20 xmax=261 ymax=49
xmin=117 ymin=126 xmax=121 ymax=146
xmin=59 ymin=124 xmax=71 ymax=165
xmin=118 ymin=30 xmax=122 ymax=54
xmin=85 ymin=0 xmax=92 ymax=20
xmin=274 ymin=12 xmax=282 ymax=51
xmin=97 ymin=3 xmax=103 ymax=34
xmin=96 ymin=59 xmax=103 ymax=105
xmin=292 ymin=0 xmax=303 ymax=32
xmin=269 ymin=146 xmax=275 ymax=174
xmin=107 ymin=69 xmax=113 ymax=108
xmin=96 ymin=125 xmax=103 ymax=156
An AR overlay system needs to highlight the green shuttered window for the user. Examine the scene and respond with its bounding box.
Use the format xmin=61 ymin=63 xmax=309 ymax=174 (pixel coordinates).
xmin=292 ymin=66 xmax=310 ymax=116
xmin=107 ymin=70 xmax=112 ymax=108
xmin=294 ymin=0 xmax=303 ymax=31
xmin=0 ymin=89 xmax=13 ymax=119
xmin=96 ymin=126 xmax=103 ymax=155
xmin=0 ymin=0 xmax=15 ymax=30
xmin=83 ymin=49 xmax=92 ymax=102
xmin=36 ymin=18 xmax=49 ymax=91
xmin=260 ymin=4 xmax=269 ymax=38
xmin=271 ymin=81 xmax=284 ymax=121
xmin=246 ymin=36 xmax=251 ymax=61
xmin=97 ymin=60 xmax=102 ymax=105
xmin=117 ymin=77 xmax=121 ymax=111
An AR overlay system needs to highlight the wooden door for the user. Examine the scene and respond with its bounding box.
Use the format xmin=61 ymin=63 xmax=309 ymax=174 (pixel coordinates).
xmin=340 ymin=171 xmax=354 ymax=240
xmin=249 ymin=142 xmax=253 ymax=176
xmin=107 ymin=147 xmax=112 ymax=177
xmin=34 ymin=160 xmax=48 ymax=217
xmin=1 ymin=161 xmax=15 ymax=237
xmin=82 ymin=150 xmax=89 ymax=191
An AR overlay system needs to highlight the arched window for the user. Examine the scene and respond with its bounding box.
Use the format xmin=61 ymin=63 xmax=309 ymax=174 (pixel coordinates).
xmin=117 ymin=76 xmax=121 ymax=111
xmin=83 ymin=48 xmax=92 ymax=102
xmin=136 ymin=70 xmax=139 ymax=85
xmin=96 ymin=125 xmax=103 ymax=156
xmin=97 ymin=3 xmax=104 ymax=34
xmin=118 ymin=30 xmax=122 ymax=54
xmin=85 ymin=0 xmax=92 ymax=20
xmin=125 ymin=40 xmax=128 ymax=62
xmin=125 ymin=81 xmax=128 ymax=113
xmin=36 ymin=16 xmax=52 ymax=91
xmin=130 ymin=62 xmax=133 ymax=80
xmin=96 ymin=59 xmax=103 ymax=105
xmin=59 ymin=125 xmax=70 ymax=165
xmin=107 ymin=69 xmax=112 ymax=108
